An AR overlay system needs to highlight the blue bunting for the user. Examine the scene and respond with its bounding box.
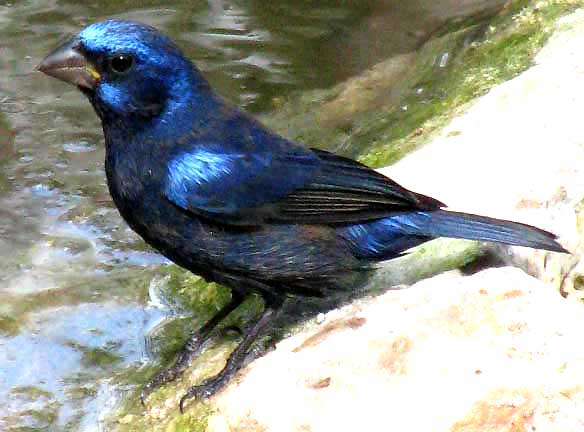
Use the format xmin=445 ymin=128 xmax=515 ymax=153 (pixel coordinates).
xmin=38 ymin=19 xmax=566 ymax=406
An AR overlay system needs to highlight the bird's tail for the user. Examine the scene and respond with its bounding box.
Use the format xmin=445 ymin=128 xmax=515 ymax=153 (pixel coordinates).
xmin=410 ymin=210 xmax=566 ymax=251
xmin=339 ymin=210 xmax=567 ymax=261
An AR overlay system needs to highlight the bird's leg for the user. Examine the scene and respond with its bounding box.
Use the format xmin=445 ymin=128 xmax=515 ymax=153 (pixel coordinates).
xmin=141 ymin=291 xmax=245 ymax=405
xmin=179 ymin=292 xmax=285 ymax=412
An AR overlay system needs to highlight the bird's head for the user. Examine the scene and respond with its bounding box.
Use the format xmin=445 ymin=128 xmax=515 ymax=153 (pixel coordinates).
xmin=38 ymin=20 xmax=209 ymax=122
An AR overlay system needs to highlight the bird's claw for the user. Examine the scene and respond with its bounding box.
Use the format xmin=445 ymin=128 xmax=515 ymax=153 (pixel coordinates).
xmin=220 ymin=324 xmax=243 ymax=337
xmin=140 ymin=376 xmax=165 ymax=408
xmin=139 ymin=358 xmax=192 ymax=408
xmin=179 ymin=377 xmax=225 ymax=413
xmin=140 ymin=384 xmax=155 ymax=407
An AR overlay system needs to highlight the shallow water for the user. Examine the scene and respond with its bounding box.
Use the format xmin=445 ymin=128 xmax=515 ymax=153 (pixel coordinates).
xmin=0 ymin=0 xmax=506 ymax=429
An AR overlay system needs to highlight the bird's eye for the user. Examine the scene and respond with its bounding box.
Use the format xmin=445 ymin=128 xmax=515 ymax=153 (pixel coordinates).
xmin=108 ymin=53 xmax=134 ymax=74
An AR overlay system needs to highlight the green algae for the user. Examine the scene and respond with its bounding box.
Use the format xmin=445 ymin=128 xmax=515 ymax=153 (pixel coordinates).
xmin=369 ymin=238 xmax=484 ymax=291
xmin=5 ymin=386 xmax=60 ymax=431
xmin=79 ymin=344 xmax=123 ymax=369
xmin=114 ymin=404 xmax=212 ymax=432
xmin=157 ymin=265 xmax=232 ymax=317
xmin=0 ymin=315 xmax=20 ymax=337
xmin=2 ymin=268 xmax=155 ymax=326
xmin=111 ymin=343 xmax=232 ymax=432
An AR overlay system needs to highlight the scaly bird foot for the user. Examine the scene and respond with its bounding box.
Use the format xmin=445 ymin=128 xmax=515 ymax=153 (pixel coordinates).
xmin=179 ymin=294 xmax=284 ymax=412
xmin=179 ymin=374 xmax=230 ymax=413
xmin=140 ymin=335 xmax=206 ymax=406
xmin=140 ymin=293 xmax=246 ymax=406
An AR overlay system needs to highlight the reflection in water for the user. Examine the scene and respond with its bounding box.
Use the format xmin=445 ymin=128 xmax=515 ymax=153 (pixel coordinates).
xmin=0 ymin=0 xmax=506 ymax=429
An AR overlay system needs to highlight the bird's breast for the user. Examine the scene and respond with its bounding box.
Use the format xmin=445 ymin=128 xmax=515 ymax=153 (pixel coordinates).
xmin=106 ymin=152 xmax=149 ymax=202
xmin=104 ymin=146 xmax=201 ymax=254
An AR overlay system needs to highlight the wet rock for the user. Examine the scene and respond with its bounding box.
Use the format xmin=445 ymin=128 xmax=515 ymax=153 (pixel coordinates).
xmin=320 ymin=0 xmax=509 ymax=82
xmin=0 ymin=116 xmax=16 ymax=165
xmin=317 ymin=53 xmax=417 ymax=128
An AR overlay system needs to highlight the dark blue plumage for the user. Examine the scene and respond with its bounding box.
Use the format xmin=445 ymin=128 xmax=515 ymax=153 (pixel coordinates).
xmin=38 ymin=19 xmax=566 ymax=410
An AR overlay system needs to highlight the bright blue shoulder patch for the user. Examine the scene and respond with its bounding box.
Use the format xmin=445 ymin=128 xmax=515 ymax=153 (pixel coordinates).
xmin=165 ymin=149 xmax=239 ymax=210
xmin=163 ymin=144 xmax=320 ymax=219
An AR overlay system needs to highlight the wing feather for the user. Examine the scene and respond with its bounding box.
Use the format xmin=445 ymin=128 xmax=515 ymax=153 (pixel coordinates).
xmin=163 ymin=141 xmax=444 ymax=226
xmin=265 ymin=149 xmax=444 ymax=223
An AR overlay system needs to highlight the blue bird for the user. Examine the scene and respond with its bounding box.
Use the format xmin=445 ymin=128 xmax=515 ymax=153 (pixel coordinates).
xmin=38 ymin=20 xmax=566 ymax=411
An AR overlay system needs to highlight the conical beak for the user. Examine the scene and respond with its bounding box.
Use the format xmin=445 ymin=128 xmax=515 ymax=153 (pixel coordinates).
xmin=37 ymin=38 xmax=100 ymax=90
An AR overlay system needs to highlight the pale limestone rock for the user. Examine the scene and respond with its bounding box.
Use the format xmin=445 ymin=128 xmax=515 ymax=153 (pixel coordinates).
xmin=208 ymin=268 xmax=584 ymax=432
xmin=377 ymin=11 xmax=584 ymax=291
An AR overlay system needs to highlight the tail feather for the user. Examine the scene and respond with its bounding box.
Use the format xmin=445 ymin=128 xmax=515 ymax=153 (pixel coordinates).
xmin=339 ymin=210 xmax=567 ymax=261
xmin=416 ymin=210 xmax=566 ymax=253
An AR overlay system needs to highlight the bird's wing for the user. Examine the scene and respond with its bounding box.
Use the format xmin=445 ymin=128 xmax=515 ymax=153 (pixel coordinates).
xmin=163 ymin=144 xmax=444 ymax=226
xmin=163 ymin=141 xmax=321 ymax=224
xmin=270 ymin=149 xmax=445 ymax=223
